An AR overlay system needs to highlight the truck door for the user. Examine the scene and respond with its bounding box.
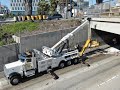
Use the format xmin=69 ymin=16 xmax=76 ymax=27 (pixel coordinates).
xmin=38 ymin=60 xmax=48 ymax=72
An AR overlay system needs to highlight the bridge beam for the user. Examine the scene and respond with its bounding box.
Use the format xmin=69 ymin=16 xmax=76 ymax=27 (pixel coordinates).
xmin=90 ymin=18 xmax=120 ymax=35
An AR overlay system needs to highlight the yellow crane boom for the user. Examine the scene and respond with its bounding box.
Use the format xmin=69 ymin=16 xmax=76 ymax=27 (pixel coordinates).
xmin=79 ymin=39 xmax=100 ymax=56
xmin=79 ymin=39 xmax=91 ymax=56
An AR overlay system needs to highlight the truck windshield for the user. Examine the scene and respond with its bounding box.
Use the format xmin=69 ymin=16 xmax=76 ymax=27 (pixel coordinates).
xmin=19 ymin=55 xmax=26 ymax=62
xmin=19 ymin=52 xmax=32 ymax=62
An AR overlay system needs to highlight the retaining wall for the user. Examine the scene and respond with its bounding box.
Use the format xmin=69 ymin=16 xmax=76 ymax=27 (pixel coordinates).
xmin=0 ymin=25 xmax=88 ymax=71
xmin=20 ymin=26 xmax=88 ymax=52
xmin=0 ymin=44 xmax=19 ymax=71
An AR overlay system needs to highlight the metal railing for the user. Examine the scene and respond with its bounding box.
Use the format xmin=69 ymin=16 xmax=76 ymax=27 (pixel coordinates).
xmin=82 ymin=0 xmax=118 ymax=18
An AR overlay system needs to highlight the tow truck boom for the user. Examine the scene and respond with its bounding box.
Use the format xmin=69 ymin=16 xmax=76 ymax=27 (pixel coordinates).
xmin=42 ymin=19 xmax=89 ymax=57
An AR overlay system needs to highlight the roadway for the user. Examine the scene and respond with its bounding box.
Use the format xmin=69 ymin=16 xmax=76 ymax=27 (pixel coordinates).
xmin=19 ymin=55 xmax=120 ymax=90
xmin=1 ymin=52 xmax=120 ymax=90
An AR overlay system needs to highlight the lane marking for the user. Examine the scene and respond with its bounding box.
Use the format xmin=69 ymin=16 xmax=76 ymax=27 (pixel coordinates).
xmin=98 ymin=74 xmax=120 ymax=87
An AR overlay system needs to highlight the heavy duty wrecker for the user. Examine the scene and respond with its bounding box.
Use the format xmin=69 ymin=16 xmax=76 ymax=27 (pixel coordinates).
xmin=4 ymin=18 xmax=99 ymax=85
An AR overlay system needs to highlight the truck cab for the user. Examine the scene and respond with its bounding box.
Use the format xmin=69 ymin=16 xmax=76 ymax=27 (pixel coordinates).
xmin=4 ymin=51 xmax=37 ymax=85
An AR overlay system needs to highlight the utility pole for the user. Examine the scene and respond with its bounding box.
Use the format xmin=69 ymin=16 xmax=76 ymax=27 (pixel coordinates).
xmin=109 ymin=0 xmax=112 ymax=17
xmin=0 ymin=2 xmax=1 ymax=13
xmin=100 ymin=2 xmax=103 ymax=17
xmin=80 ymin=0 xmax=82 ymax=19
xmin=70 ymin=0 xmax=72 ymax=17
xmin=66 ymin=0 xmax=68 ymax=19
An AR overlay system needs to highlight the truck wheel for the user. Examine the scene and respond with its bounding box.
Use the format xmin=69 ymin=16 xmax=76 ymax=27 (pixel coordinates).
xmin=73 ymin=59 xmax=79 ymax=64
xmin=66 ymin=60 xmax=72 ymax=66
xmin=59 ymin=61 xmax=65 ymax=69
xmin=10 ymin=76 xmax=20 ymax=85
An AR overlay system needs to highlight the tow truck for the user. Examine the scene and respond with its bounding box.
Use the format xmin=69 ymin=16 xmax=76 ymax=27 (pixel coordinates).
xmin=4 ymin=18 xmax=99 ymax=85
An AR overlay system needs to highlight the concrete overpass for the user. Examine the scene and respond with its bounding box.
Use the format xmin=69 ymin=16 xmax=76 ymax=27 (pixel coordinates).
xmin=90 ymin=18 xmax=120 ymax=35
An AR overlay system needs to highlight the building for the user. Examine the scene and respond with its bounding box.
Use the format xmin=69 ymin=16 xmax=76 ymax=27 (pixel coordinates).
xmin=76 ymin=0 xmax=89 ymax=9
xmin=116 ymin=0 xmax=120 ymax=7
xmin=10 ymin=0 xmax=41 ymax=15
xmin=0 ymin=2 xmax=9 ymax=14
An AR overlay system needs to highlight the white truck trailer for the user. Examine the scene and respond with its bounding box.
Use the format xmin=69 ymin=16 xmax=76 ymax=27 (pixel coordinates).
xmin=4 ymin=18 xmax=98 ymax=85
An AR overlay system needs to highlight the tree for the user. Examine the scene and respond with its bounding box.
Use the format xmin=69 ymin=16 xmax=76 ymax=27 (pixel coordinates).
xmin=49 ymin=0 xmax=58 ymax=15
xmin=37 ymin=0 xmax=50 ymax=15
xmin=24 ymin=0 xmax=32 ymax=16
xmin=37 ymin=0 xmax=58 ymax=15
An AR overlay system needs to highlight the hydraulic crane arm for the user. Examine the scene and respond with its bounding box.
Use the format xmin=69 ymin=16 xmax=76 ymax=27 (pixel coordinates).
xmin=79 ymin=39 xmax=91 ymax=56
xmin=79 ymin=39 xmax=100 ymax=57
xmin=42 ymin=19 xmax=89 ymax=57
xmin=51 ymin=20 xmax=88 ymax=50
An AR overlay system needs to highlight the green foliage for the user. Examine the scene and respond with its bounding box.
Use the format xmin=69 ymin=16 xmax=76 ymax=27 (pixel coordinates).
xmin=37 ymin=0 xmax=50 ymax=15
xmin=0 ymin=22 xmax=39 ymax=46
xmin=49 ymin=0 xmax=58 ymax=15
xmin=1 ymin=22 xmax=39 ymax=35
xmin=0 ymin=41 xmax=5 ymax=46
xmin=37 ymin=0 xmax=58 ymax=15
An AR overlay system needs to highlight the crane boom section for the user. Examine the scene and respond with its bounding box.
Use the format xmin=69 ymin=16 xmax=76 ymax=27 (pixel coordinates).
xmin=51 ymin=20 xmax=89 ymax=50
xmin=80 ymin=39 xmax=91 ymax=56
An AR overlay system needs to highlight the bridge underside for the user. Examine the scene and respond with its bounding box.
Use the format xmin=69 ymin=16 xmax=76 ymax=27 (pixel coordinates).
xmin=91 ymin=18 xmax=120 ymax=35
xmin=92 ymin=29 xmax=120 ymax=46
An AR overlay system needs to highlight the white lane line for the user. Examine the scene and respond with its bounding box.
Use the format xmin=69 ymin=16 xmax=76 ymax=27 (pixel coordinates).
xmin=98 ymin=74 xmax=120 ymax=87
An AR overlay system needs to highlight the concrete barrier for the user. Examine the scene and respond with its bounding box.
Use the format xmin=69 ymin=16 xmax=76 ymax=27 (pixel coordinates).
xmin=38 ymin=15 xmax=42 ymax=20
xmin=43 ymin=15 xmax=46 ymax=19
xmin=15 ymin=15 xmax=47 ymax=22
xmin=21 ymin=16 xmax=25 ymax=21
xmin=17 ymin=16 xmax=22 ymax=21
xmin=35 ymin=16 xmax=38 ymax=20
xmin=13 ymin=16 xmax=17 ymax=22
xmin=26 ymin=16 xmax=31 ymax=20
xmin=31 ymin=16 xmax=35 ymax=21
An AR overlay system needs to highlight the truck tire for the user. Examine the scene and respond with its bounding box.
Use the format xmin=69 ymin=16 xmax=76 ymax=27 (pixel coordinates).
xmin=10 ymin=76 xmax=20 ymax=85
xmin=73 ymin=58 xmax=79 ymax=64
xmin=59 ymin=61 xmax=65 ymax=69
xmin=66 ymin=60 xmax=72 ymax=66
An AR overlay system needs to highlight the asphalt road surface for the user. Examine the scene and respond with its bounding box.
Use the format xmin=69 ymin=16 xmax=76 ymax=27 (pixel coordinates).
xmin=1 ymin=53 xmax=119 ymax=90
xmin=21 ymin=55 xmax=120 ymax=90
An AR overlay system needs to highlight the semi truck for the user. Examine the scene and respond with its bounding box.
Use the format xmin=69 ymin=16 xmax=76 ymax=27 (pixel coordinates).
xmin=4 ymin=18 xmax=99 ymax=85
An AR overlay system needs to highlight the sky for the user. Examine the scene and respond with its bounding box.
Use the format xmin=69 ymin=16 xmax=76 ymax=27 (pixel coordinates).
xmin=0 ymin=0 xmax=10 ymax=7
xmin=0 ymin=0 xmax=117 ymax=9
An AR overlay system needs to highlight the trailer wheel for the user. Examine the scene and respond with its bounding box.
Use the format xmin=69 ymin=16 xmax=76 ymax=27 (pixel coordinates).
xmin=59 ymin=61 xmax=65 ymax=69
xmin=10 ymin=76 xmax=20 ymax=85
xmin=73 ymin=58 xmax=79 ymax=64
xmin=66 ymin=60 xmax=72 ymax=66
